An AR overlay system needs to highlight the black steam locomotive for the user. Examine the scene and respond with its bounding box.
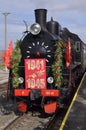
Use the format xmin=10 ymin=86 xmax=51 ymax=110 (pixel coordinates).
xmin=9 ymin=9 xmax=86 ymax=114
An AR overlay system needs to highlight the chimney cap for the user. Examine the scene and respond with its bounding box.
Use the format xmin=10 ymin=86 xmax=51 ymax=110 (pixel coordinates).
xmin=35 ymin=8 xmax=47 ymax=12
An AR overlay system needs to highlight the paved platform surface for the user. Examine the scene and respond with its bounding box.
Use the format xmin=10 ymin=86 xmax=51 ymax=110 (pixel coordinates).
xmin=63 ymin=73 xmax=86 ymax=130
xmin=0 ymin=69 xmax=9 ymax=84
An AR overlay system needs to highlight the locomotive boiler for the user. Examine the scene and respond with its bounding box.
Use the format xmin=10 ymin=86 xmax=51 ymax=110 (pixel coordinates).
xmin=8 ymin=9 xmax=86 ymax=114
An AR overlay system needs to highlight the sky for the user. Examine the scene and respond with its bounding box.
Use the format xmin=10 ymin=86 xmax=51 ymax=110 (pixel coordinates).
xmin=0 ymin=0 xmax=86 ymax=50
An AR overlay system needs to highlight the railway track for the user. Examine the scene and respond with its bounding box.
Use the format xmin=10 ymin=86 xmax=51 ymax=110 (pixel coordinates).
xmin=0 ymin=84 xmax=52 ymax=130
xmin=0 ymin=104 xmax=72 ymax=130
xmin=3 ymin=106 xmax=68 ymax=130
xmin=4 ymin=112 xmax=52 ymax=130
xmin=0 ymin=74 xmax=84 ymax=130
xmin=0 ymin=84 xmax=18 ymax=130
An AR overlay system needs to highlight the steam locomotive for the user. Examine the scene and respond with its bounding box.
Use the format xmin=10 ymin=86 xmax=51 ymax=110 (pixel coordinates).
xmin=8 ymin=9 xmax=86 ymax=114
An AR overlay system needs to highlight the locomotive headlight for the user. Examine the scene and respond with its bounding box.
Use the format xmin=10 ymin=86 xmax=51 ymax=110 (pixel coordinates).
xmin=30 ymin=23 xmax=41 ymax=35
xmin=47 ymin=77 xmax=54 ymax=84
xmin=18 ymin=77 xmax=24 ymax=84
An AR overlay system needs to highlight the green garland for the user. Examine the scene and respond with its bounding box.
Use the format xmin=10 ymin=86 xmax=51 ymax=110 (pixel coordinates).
xmin=11 ymin=40 xmax=21 ymax=88
xmin=52 ymin=41 xmax=63 ymax=88
xmin=10 ymin=40 xmax=63 ymax=88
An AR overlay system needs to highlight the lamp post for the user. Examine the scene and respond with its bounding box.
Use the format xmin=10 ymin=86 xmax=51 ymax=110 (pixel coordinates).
xmin=2 ymin=12 xmax=10 ymax=50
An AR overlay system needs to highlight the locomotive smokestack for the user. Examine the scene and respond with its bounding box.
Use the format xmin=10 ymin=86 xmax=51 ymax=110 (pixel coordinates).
xmin=35 ymin=9 xmax=47 ymax=31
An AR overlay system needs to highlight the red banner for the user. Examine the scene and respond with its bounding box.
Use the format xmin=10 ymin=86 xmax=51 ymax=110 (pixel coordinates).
xmin=66 ymin=37 xmax=72 ymax=67
xmin=3 ymin=41 xmax=13 ymax=68
xmin=25 ymin=59 xmax=46 ymax=89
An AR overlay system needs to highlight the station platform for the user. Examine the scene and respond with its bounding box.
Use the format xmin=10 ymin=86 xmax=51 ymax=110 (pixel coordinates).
xmin=59 ymin=72 xmax=86 ymax=130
